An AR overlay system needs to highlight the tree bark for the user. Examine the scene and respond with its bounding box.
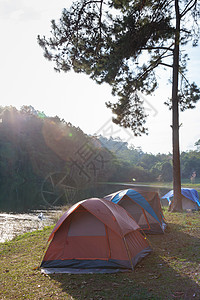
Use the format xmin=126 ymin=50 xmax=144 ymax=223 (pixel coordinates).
xmin=170 ymin=0 xmax=182 ymax=212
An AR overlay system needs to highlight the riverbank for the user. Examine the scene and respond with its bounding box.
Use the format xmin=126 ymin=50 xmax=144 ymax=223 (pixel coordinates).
xmin=0 ymin=209 xmax=200 ymax=299
xmin=0 ymin=210 xmax=63 ymax=243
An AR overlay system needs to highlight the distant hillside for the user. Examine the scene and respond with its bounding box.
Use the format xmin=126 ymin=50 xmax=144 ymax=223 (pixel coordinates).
xmin=0 ymin=106 xmax=115 ymax=211
xmin=97 ymin=136 xmax=200 ymax=183
xmin=0 ymin=105 xmax=199 ymax=211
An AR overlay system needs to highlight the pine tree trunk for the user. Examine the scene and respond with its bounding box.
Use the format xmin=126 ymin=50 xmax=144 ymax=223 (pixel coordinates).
xmin=170 ymin=0 xmax=182 ymax=212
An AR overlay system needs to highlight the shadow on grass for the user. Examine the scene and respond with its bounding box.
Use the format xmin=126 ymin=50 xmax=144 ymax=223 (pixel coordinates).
xmin=49 ymin=222 xmax=200 ymax=300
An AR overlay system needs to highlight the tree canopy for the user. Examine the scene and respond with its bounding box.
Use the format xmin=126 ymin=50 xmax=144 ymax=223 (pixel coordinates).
xmin=38 ymin=0 xmax=200 ymax=134
xmin=38 ymin=0 xmax=200 ymax=211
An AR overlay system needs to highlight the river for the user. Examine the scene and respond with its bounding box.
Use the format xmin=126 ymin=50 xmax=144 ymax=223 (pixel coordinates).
xmin=0 ymin=184 xmax=172 ymax=243
xmin=0 ymin=210 xmax=62 ymax=243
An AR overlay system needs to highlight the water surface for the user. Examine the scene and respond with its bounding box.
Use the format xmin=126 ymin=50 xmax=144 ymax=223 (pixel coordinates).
xmin=0 ymin=210 xmax=60 ymax=243
xmin=0 ymin=184 xmax=171 ymax=243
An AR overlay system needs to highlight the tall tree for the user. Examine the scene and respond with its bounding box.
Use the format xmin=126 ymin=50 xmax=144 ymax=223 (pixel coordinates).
xmin=38 ymin=0 xmax=200 ymax=211
xmin=194 ymin=138 xmax=200 ymax=150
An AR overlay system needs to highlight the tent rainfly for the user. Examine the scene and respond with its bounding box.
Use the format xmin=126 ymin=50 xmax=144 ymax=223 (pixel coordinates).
xmin=162 ymin=188 xmax=200 ymax=211
xmin=104 ymin=189 xmax=165 ymax=234
xmin=132 ymin=189 xmax=166 ymax=231
xmin=40 ymin=198 xmax=152 ymax=274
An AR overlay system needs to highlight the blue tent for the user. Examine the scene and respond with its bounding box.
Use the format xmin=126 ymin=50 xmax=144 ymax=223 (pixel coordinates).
xmin=104 ymin=189 xmax=165 ymax=234
xmin=162 ymin=188 xmax=200 ymax=210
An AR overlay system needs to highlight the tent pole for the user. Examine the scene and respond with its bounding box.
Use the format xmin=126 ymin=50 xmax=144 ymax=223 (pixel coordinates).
xmin=123 ymin=236 xmax=134 ymax=271
xmin=105 ymin=225 xmax=111 ymax=259
xmin=142 ymin=208 xmax=150 ymax=230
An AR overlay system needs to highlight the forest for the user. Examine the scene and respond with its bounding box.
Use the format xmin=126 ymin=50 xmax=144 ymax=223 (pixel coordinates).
xmin=0 ymin=105 xmax=199 ymax=211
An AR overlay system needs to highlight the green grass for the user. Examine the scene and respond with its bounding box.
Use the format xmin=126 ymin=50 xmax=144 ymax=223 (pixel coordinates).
xmin=0 ymin=211 xmax=200 ymax=299
xmin=110 ymin=181 xmax=200 ymax=190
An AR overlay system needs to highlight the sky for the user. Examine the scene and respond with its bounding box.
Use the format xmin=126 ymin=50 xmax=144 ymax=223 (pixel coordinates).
xmin=0 ymin=0 xmax=200 ymax=154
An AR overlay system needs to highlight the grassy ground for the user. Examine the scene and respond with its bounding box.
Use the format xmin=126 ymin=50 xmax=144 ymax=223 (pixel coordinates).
xmin=0 ymin=209 xmax=200 ymax=299
xmin=144 ymin=182 xmax=200 ymax=189
xmin=105 ymin=181 xmax=200 ymax=190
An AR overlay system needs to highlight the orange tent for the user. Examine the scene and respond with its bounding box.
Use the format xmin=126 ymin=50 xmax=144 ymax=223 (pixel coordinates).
xmin=41 ymin=198 xmax=151 ymax=273
xmin=104 ymin=189 xmax=166 ymax=234
xmin=131 ymin=189 xmax=166 ymax=233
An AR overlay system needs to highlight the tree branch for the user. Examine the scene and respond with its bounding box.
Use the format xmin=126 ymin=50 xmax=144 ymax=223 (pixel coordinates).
xmin=180 ymin=0 xmax=197 ymax=18
xmin=99 ymin=0 xmax=103 ymax=41
xmin=160 ymin=62 xmax=173 ymax=68
xmin=141 ymin=46 xmax=174 ymax=52
xmin=179 ymin=68 xmax=191 ymax=86
xmin=151 ymin=0 xmax=174 ymax=22
xmin=161 ymin=53 xmax=174 ymax=60
xmin=74 ymin=0 xmax=104 ymax=56
xmin=137 ymin=51 xmax=173 ymax=82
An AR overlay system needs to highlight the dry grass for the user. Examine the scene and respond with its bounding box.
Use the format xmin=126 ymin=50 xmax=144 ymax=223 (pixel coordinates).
xmin=0 ymin=210 xmax=200 ymax=299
